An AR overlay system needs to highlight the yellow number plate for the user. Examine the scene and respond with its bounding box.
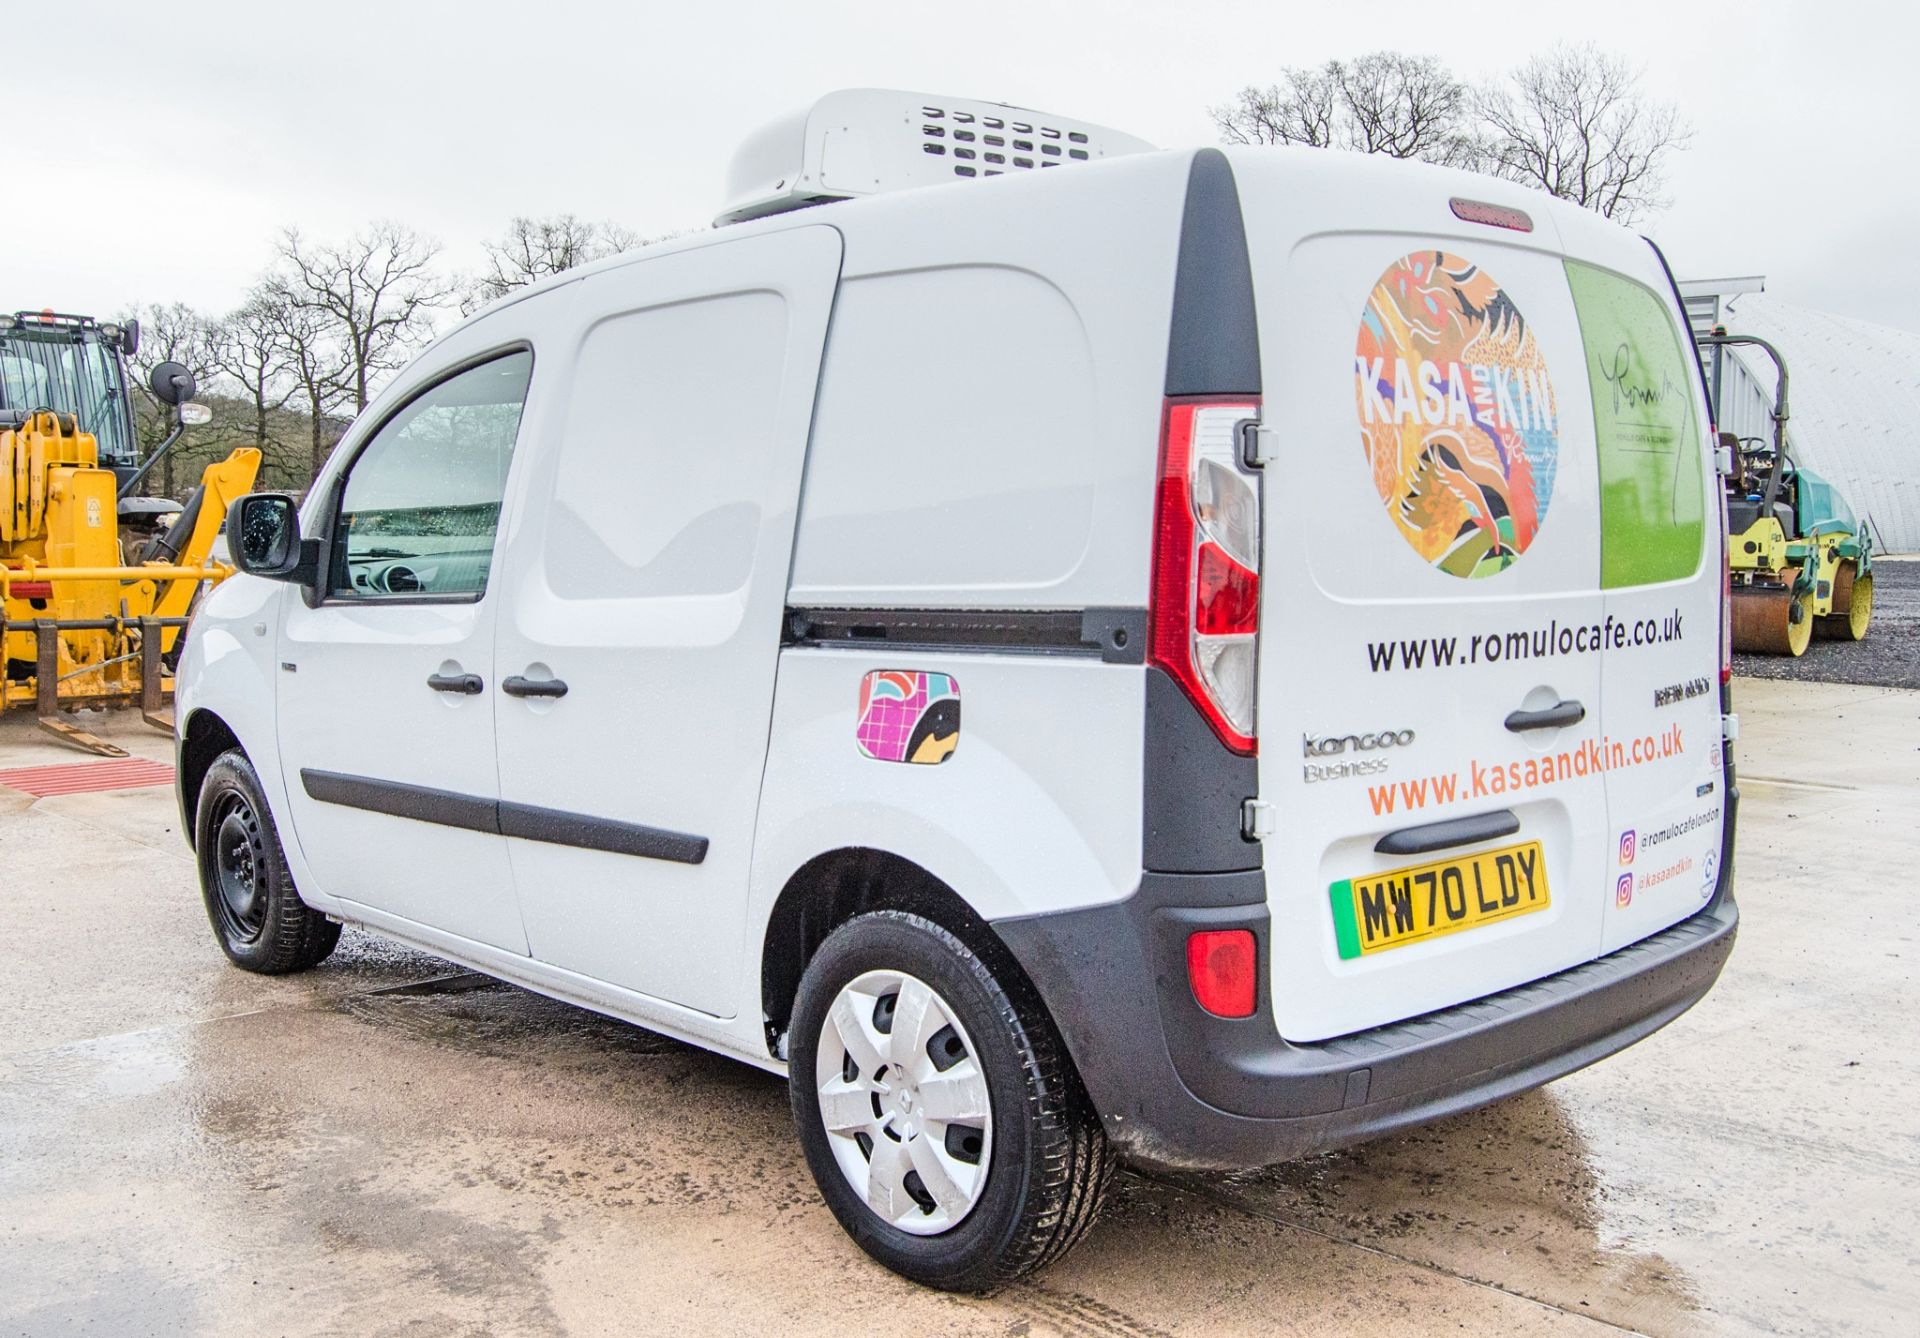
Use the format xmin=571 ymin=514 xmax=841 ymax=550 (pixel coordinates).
xmin=1329 ymin=840 xmax=1549 ymax=960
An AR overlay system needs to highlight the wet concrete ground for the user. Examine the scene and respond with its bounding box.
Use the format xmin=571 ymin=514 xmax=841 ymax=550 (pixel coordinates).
xmin=1 ymin=678 xmax=1915 ymax=1336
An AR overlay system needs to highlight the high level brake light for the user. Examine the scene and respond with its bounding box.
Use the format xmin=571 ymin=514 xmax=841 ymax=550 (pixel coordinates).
xmin=1149 ymin=398 xmax=1262 ymax=755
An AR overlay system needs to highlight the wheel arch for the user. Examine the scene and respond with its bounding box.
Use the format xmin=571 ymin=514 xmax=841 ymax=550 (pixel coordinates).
xmin=178 ymin=708 xmax=244 ymax=849
xmin=759 ymin=846 xmax=1049 ymax=1062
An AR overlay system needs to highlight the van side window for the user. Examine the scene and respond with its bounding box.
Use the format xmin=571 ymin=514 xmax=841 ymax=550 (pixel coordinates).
xmin=328 ymin=350 xmax=533 ymax=600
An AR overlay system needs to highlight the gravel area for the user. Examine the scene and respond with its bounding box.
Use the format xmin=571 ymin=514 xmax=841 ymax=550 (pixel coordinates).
xmin=1733 ymin=555 xmax=1920 ymax=689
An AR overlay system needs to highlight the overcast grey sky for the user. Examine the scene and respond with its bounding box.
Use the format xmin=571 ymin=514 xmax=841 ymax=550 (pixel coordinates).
xmin=4 ymin=1 xmax=1911 ymax=334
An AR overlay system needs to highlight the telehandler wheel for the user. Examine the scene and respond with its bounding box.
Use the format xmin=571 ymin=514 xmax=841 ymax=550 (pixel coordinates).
xmin=195 ymin=749 xmax=340 ymax=973
xmin=1815 ymin=562 xmax=1873 ymax=641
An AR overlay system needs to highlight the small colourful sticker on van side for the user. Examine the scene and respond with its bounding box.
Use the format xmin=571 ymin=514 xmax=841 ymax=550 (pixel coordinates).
xmin=857 ymin=671 xmax=961 ymax=765
xmin=1356 ymin=251 xmax=1561 ymax=579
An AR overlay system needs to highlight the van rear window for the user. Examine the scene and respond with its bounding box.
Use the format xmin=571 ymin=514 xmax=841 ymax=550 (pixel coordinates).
xmin=1565 ymin=261 xmax=1707 ymax=587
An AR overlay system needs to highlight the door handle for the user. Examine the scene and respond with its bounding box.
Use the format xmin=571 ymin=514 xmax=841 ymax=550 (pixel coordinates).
xmin=427 ymin=671 xmax=484 ymax=696
xmin=1504 ymin=699 xmax=1586 ymax=732
xmin=1376 ymin=808 xmax=1520 ymax=857
xmin=502 ymin=675 xmax=569 ymax=700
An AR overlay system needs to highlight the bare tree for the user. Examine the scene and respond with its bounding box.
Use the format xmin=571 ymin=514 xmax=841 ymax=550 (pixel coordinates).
xmin=270 ymin=222 xmax=452 ymax=413
xmin=260 ymin=292 xmax=353 ymax=481
xmin=1475 ymin=44 xmax=1690 ymax=224
xmin=462 ymin=214 xmax=648 ymax=313
xmin=209 ymin=289 xmax=295 ymax=459
xmin=1214 ymin=52 xmax=1478 ymax=166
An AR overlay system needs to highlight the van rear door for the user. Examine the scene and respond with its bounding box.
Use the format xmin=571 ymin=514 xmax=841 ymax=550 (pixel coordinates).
xmin=1234 ymin=156 xmax=1621 ymax=1041
xmin=1552 ymin=216 xmax=1727 ymax=954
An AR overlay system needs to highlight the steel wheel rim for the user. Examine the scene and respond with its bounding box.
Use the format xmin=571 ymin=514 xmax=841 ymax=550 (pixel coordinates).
xmin=814 ymin=968 xmax=994 ymax=1236
xmin=1850 ymin=572 xmax=1873 ymax=639
xmin=1787 ymin=597 xmax=1813 ymax=656
xmin=211 ymin=793 xmax=269 ymax=945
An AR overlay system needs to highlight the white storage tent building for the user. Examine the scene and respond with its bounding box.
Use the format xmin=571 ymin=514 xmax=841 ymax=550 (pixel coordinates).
xmin=1681 ymin=277 xmax=1920 ymax=553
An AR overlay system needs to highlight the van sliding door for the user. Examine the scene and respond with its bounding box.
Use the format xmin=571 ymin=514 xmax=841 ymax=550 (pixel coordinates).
xmin=489 ymin=226 xmax=843 ymax=1019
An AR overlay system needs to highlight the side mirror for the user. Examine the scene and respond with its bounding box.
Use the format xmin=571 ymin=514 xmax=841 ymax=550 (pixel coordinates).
xmin=120 ymin=319 xmax=141 ymax=358
xmin=226 ymin=494 xmax=305 ymax=581
xmin=148 ymin=360 xmax=196 ymax=407
xmin=179 ymin=402 xmax=213 ymax=426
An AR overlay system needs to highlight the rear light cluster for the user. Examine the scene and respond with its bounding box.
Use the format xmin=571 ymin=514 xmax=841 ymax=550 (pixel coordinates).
xmin=1149 ymin=398 xmax=1263 ymax=754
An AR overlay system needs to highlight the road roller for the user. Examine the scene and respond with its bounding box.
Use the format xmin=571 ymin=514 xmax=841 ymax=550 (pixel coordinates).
xmin=1697 ymin=330 xmax=1874 ymax=657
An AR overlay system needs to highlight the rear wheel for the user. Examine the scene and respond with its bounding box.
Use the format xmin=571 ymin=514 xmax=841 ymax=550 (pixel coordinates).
xmin=195 ymin=750 xmax=340 ymax=973
xmin=1816 ymin=562 xmax=1873 ymax=641
xmin=788 ymin=910 xmax=1110 ymax=1292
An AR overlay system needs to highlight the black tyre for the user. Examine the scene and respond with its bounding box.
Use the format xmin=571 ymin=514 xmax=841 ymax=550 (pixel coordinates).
xmin=195 ymin=749 xmax=340 ymax=974
xmin=788 ymin=910 xmax=1111 ymax=1292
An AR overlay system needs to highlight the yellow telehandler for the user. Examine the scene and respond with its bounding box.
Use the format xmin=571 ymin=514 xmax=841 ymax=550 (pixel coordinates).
xmin=1 ymin=309 xmax=260 ymax=755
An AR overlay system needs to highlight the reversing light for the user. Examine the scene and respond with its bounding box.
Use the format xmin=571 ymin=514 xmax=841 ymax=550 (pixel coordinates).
xmin=1186 ymin=929 xmax=1257 ymax=1018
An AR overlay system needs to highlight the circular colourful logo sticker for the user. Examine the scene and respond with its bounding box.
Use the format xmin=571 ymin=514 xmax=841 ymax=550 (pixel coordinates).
xmin=1355 ymin=251 xmax=1560 ymax=578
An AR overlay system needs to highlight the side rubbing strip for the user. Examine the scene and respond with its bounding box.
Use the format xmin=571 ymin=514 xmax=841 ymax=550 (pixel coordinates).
xmin=300 ymin=769 xmax=497 ymax=835
xmin=299 ymin=769 xmax=707 ymax=866
xmin=1164 ymin=147 xmax=1261 ymax=397
xmin=498 ymin=800 xmax=708 ymax=865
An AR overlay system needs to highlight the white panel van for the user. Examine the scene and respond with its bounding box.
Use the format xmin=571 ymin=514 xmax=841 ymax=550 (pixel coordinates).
xmin=180 ymin=90 xmax=1737 ymax=1291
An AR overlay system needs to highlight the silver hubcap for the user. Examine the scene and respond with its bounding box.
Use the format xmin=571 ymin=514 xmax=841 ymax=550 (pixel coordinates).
xmin=814 ymin=969 xmax=993 ymax=1235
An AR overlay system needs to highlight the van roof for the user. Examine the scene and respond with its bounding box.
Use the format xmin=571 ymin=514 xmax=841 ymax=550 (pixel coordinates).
xmin=454 ymin=145 xmax=1659 ymax=338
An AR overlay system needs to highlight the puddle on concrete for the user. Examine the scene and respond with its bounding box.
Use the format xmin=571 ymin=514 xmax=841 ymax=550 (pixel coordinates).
xmin=1181 ymin=1088 xmax=1701 ymax=1332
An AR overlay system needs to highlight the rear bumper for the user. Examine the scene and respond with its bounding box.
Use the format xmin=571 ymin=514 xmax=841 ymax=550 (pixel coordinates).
xmin=995 ymin=791 xmax=1739 ymax=1173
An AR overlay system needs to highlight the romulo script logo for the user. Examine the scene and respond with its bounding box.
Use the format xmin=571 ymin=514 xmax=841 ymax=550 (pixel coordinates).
xmin=1303 ymin=729 xmax=1416 ymax=758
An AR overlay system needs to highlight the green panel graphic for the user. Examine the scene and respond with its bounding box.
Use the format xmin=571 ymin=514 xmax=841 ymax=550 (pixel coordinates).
xmin=1565 ymin=260 xmax=1706 ymax=587
xmin=1328 ymin=880 xmax=1361 ymax=961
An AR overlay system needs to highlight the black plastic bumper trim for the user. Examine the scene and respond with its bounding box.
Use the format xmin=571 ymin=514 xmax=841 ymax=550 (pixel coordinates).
xmin=995 ymin=788 xmax=1739 ymax=1172
xmin=298 ymin=769 xmax=707 ymax=866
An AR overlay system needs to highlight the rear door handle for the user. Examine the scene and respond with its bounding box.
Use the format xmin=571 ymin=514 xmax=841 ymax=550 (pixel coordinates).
xmin=502 ymin=675 xmax=569 ymax=700
xmin=1376 ymin=808 xmax=1520 ymax=857
xmin=427 ymin=671 xmax=483 ymax=696
xmin=1504 ymin=699 xmax=1586 ymax=732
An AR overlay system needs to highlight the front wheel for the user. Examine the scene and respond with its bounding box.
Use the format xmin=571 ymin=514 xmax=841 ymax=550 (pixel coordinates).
xmin=195 ymin=749 xmax=340 ymax=973
xmin=788 ymin=910 xmax=1111 ymax=1292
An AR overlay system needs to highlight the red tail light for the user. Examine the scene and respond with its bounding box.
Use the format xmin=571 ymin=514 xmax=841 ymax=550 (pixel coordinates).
xmin=1149 ymin=398 xmax=1262 ymax=755
xmin=1186 ymin=929 xmax=1257 ymax=1018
